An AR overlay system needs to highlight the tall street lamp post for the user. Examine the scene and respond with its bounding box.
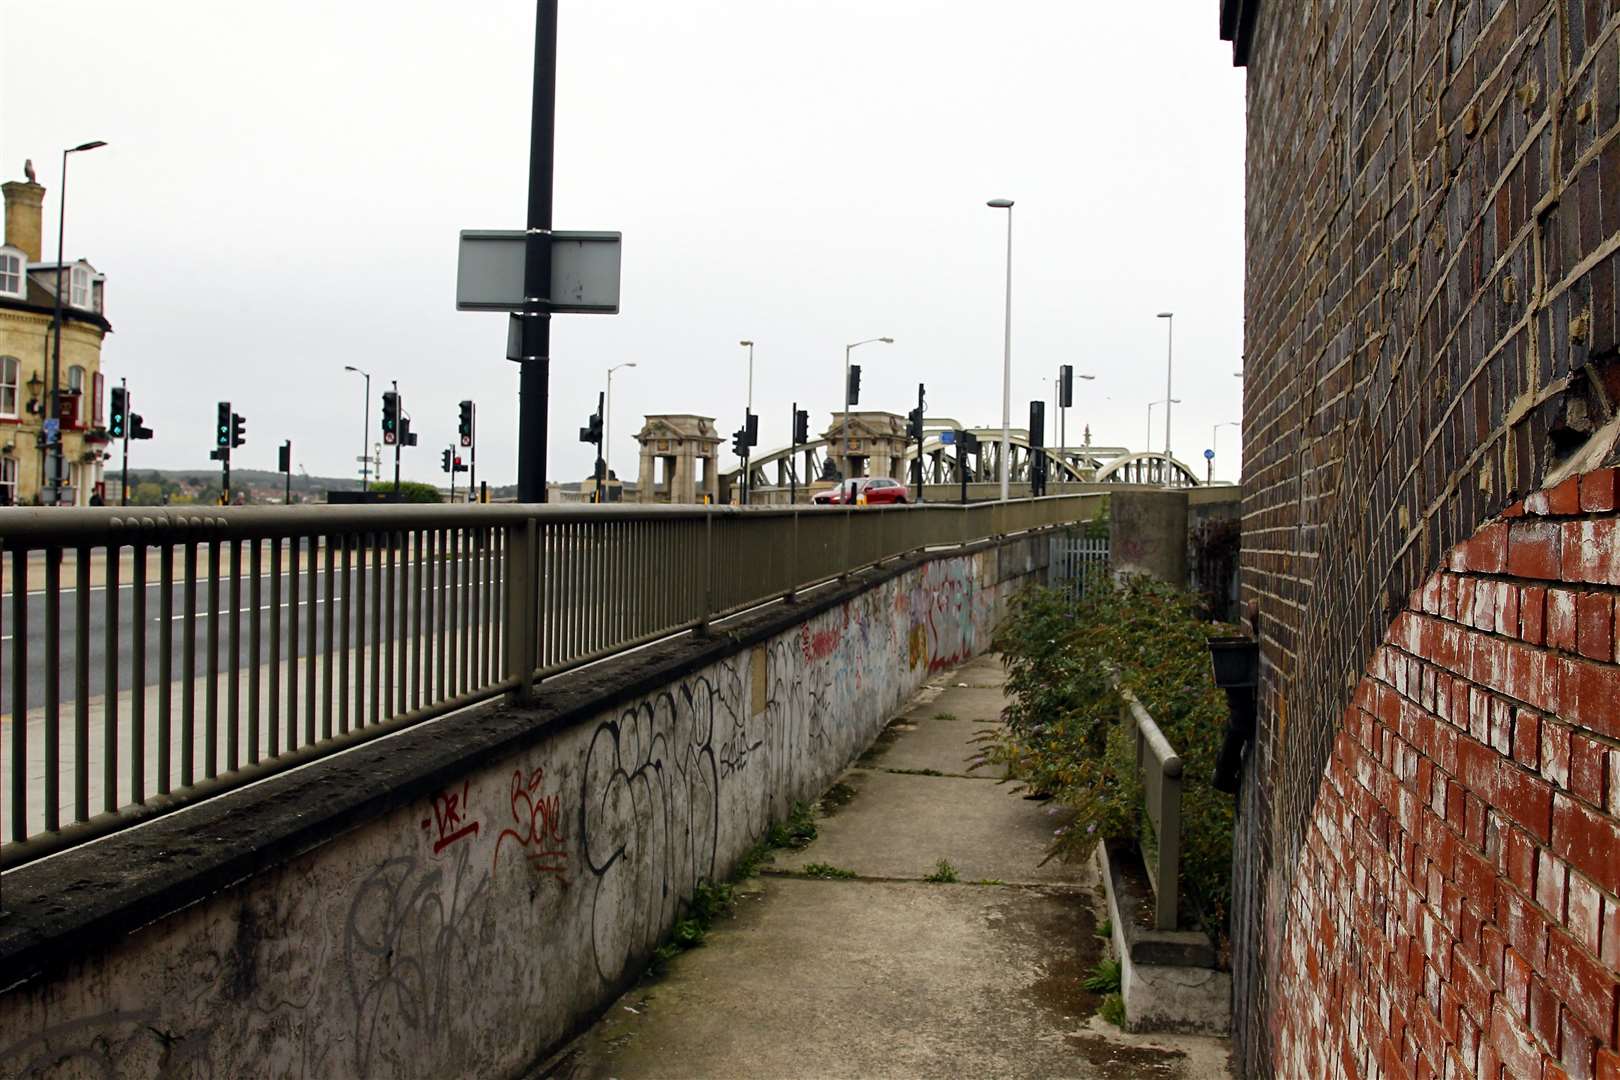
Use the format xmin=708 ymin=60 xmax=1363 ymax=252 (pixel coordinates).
xmin=988 ymin=199 xmax=1014 ymax=501
xmin=1147 ymin=398 xmax=1181 ymax=449
xmin=842 ymin=337 xmax=893 ymax=480
xmin=48 ymin=139 xmax=107 ymax=505
xmin=604 ymin=361 xmax=637 ymax=496
xmin=1156 ymin=312 xmax=1174 ymax=469
xmin=739 ymin=340 xmax=754 ymax=413
xmin=344 ymin=365 xmax=371 ymax=491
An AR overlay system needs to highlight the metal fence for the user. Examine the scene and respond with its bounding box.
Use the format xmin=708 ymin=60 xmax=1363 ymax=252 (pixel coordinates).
xmin=1116 ymin=680 xmax=1184 ymax=931
xmin=1049 ymin=532 xmax=1110 ymax=598
xmin=1 ymin=495 xmax=1099 ymax=867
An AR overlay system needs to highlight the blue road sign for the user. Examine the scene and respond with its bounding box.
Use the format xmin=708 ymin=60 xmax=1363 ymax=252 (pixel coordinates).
xmin=1203 ymin=448 xmax=1215 ymax=460
xmin=940 ymin=430 xmax=955 ymax=445
xmin=43 ymin=418 xmax=60 ymax=444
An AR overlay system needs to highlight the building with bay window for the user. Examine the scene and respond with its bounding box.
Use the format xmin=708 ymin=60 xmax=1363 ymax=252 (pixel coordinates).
xmin=0 ymin=164 xmax=113 ymax=505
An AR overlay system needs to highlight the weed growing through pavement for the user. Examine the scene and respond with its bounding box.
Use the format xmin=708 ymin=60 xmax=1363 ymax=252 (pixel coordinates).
xmin=1099 ymin=993 xmax=1126 ymax=1027
xmin=800 ymin=863 xmax=859 ymax=879
xmin=1083 ymin=957 xmax=1122 ymax=993
xmin=924 ymin=859 xmax=959 ymax=883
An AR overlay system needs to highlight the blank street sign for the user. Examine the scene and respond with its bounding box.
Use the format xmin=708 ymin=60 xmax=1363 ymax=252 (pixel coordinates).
xmin=456 ymin=230 xmax=622 ymax=314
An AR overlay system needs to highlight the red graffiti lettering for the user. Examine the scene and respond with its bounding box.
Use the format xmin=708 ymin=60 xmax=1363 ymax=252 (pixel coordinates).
xmin=494 ymin=766 xmax=569 ymax=881
xmin=421 ymin=780 xmax=480 ymax=854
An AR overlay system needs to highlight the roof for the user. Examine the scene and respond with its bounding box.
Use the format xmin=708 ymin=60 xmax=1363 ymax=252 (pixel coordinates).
xmin=0 ymin=291 xmax=112 ymax=334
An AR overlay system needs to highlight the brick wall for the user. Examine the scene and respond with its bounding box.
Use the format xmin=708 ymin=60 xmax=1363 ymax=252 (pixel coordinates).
xmin=1276 ymin=469 xmax=1620 ymax=1080
xmin=1231 ymin=2 xmax=1620 ymax=1075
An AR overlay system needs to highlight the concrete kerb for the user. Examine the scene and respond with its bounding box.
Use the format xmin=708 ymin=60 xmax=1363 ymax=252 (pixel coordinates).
xmin=1097 ymin=840 xmax=1231 ymax=1036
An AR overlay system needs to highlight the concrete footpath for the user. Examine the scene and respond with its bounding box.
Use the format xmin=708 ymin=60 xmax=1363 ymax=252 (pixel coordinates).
xmin=538 ymin=653 xmax=1233 ymax=1079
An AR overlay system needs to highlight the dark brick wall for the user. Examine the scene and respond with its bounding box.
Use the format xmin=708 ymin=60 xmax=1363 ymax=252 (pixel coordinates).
xmin=1232 ymin=2 xmax=1620 ymax=1075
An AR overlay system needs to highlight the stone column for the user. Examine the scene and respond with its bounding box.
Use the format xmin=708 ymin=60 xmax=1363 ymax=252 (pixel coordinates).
xmin=1109 ymin=489 xmax=1188 ymax=587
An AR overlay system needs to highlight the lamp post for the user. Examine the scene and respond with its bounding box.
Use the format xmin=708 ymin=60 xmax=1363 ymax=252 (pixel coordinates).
xmin=1156 ymin=312 xmax=1174 ymax=468
xmin=988 ymin=199 xmax=1014 ymax=501
xmin=48 ymin=139 xmax=107 ymax=505
xmin=1212 ymin=421 xmax=1241 ymax=483
xmin=604 ymin=361 xmax=637 ymax=497
xmin=1146 ymin=398 xmax=1181 ymax=449
xmin=343 ymin=365 xmax=371 ymax=491
xmin=842 ymin=336 xmax=893 ymax=481
xmin=739 ymin=340 xmax=754 ymax=413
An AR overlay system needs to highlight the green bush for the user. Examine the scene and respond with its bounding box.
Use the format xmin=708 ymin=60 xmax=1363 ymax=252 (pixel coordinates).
xmin=369 ymin=481 xmax=444 ymax=503
xmin=989 ymin=576 xmax=1234 ymax=947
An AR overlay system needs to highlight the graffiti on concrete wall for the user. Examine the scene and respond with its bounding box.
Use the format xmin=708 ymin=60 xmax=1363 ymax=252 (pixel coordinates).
xmin=0 ymin=550 xmax=1036 ymax=1080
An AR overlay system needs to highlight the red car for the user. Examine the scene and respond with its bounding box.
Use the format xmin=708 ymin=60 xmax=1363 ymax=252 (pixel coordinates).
xmin=811 ymin=477 xmax=911 ymax=505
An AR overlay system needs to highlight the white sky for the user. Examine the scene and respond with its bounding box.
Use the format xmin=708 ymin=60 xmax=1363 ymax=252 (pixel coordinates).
xmin=1 ymin=1 xmax=1246 ymax=489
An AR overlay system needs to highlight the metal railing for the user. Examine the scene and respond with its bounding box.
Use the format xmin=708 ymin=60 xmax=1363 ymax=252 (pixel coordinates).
xmin=1117 ymin=681 xmax=1184 ymax=931
xmin=1 ymin=495 xmax=1098 ymax=867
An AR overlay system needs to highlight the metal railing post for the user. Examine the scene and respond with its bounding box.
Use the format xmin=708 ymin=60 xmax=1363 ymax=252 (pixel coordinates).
xmin=505 ymin=518 xmax=537 ymax=703
xmin=697 ymin=510 xmax=714 ymax=636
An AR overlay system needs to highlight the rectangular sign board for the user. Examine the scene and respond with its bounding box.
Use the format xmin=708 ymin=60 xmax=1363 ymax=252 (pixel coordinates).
xmin=456 ymin=230 xmax=622 ymax=314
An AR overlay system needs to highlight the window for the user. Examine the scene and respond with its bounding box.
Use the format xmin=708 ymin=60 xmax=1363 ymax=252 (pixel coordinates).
xmin=68 ymin=365 xmax=85 ymax=427
xmin=0 ymin=356 xmax=16 ymax=418
xmin=70 ymin=266 xmax=90 ymax=308
xmin=0 ymin=251 xmax=20 ymax=297
xmin=92 ymin=371 xmax=104 ymax=424
xmin=0 ymin=457 xmax=15 ymax=506
xmin=68 ymin=364 xmax=85 ymax=394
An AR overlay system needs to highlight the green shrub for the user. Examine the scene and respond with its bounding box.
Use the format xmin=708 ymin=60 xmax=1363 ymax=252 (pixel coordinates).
xmin=989 ymin=576 xmax=1234 ymax=947
xmin=369 ymin=480 xmax=444 ymax=503
xmin=923 ymin=859 xmax=959 ymax=883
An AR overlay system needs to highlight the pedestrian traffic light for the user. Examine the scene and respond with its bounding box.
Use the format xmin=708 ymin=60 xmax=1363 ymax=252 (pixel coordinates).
xmin=732 ymin=426 xmax=748 ymax=459
xmin=130 ymin=413 xmax=153 ymax=440
xmin=792 ymin=408 xmax=809 ymax=446
xmin=381 ymin=391 xmax=399 ymax=445
xmin=400 ymin=416 xmax=418 ymax=447
xmin=458 ymin=400 xmax=475 ymax=447
xmin=216 ymin=402 xmax=231 ymax=447
xmin=278 ymin=441 xmax=291 ymax=473
xmin=441 ymin=448 xmax=453 ymax=473
xmin=1059 ymin=365 xmax=1074 ymax=408
xmin=847 ymin=364 xmax=861 ymax=406
xmin=454 ymin=456 xmax=465 ymax=472
xmin=109 ymin=386 xmax=126 ymax=439
xmin=231 ymin=412 xmax=247 ymax=448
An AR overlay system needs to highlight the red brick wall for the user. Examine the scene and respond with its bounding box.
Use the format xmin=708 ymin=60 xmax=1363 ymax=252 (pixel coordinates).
xmin=1276 ymin=468 xmax=1620 ymax=1080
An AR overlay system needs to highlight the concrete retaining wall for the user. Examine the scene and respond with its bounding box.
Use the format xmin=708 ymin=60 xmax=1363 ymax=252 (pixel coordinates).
xmin=0 ymin=536 xmax=1047 ymax=1079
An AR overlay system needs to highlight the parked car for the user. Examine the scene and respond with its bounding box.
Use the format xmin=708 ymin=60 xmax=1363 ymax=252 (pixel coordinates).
xmin=811 ymin=477 xmax=911 ymax=506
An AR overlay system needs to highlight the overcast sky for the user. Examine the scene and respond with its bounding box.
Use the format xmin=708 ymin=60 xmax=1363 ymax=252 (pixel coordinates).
xmin=1 ymin=1 xmax=1246 ymax=489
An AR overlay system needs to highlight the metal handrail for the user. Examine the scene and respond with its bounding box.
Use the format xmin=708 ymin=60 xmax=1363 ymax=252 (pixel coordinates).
xmin=1 ymin=494 xmax=1100 ymax=867
xmin=1117 ymin=682 xmax=1184 ymax=931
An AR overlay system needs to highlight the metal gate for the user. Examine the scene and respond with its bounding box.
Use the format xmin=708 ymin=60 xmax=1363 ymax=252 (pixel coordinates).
xmin=1048 ymin=532 xmax=1110 ymax=598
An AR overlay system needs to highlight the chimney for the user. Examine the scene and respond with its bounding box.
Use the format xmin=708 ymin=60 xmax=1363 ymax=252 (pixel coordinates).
xmin=3 ymin=168 xmax=46 ymax=262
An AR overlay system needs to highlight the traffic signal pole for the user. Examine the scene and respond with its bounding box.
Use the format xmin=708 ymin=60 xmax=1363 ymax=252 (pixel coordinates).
xmin=516 ymin=0 xmax=557 ymax=504
xmin=119 ymin=377 xmax=129 ymax=505
xmin=789 ymin=401 xmax=797 ymax=506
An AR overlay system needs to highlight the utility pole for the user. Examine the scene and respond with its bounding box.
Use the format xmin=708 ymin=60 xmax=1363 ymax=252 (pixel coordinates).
xmin=516 ymin=0 xmax=558 ymax=503
xmin=459 ymin=400 xmax=477 ymax=502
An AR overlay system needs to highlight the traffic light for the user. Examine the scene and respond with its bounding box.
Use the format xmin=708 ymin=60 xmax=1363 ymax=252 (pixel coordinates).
xmin=458 ymin=400 xmax=475 ymax=447
xmin=441 ymin=448 xmax=453 ymax=473
xmin=847 ymin=364 xmax=861 ymax=406
xmin=792 ymin=408 xmax=809 ymax=446
xmin=381 ymin=391 xmax=399 ymax=445
xmin=216 ymin=402 xmax=231 ymax=447
xmin=1059 ymin=365 xmax=1074 ymax=408
xmin=109 ymin=386 xmax=126 ymax=439
xmin=130 ymin=413 xmax=153 ymax=440
xmin=731 ymin=426 xmax=748 ymax=459
xmin=400 ymin=416 xmax=418 ymax=446
xmin=745 ymin=410 xmax=758 ymax=447
xmin=579 ymin=411 xmax=602 ymax=445
xmin=454 ymin=456 xmax=466 ymax=473
xmin=907 ymin=406 xmax=924 ymax=439
xmin=231 ymin=412 xmax=247 ymax=448
xmin=278 ymin=441 xmax=291 ymax=473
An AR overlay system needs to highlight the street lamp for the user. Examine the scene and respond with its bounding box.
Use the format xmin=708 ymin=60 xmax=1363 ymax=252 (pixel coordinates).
xmin=343 ymin=365 xmax=371 ymax=491
xmin=1146 ymin=398 xmax=1181 ymax=449
xmin=48 ymin=138 xmax=107 ymax=505
xmin=842 ymin=336 xmax=893 ymax=480
xmin=739 ymin=340 xmax=754 ymax=413
xmin=604 ymin=361 xmax=637 ymax=492
xmin=1212 ymin=421 xmax=1241 ymax=484
xmin=988 ymin=198 xmax=1015 ymax=501
xmin=1156 ymin=312 xmax=1174 ymax=468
